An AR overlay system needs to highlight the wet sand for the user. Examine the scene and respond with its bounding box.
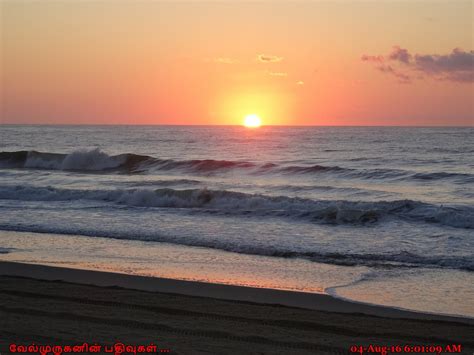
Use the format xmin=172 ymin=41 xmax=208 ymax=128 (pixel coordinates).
xmin=0 ymin=261 xmax=473 ymax=354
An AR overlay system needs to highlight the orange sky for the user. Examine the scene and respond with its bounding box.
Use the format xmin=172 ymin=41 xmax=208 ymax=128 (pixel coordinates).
xmin=1 ymin=1 xmax=473 ymax=126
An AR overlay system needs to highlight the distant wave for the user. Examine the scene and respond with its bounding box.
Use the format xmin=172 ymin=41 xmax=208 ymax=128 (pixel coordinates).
xmin=1 ymin=149 xmax=473 ymax=184
xmin=0 ymin=149 xmax=342 ymax=176
xmin=279 ymin=165 xmax=344 ymax=174
xmin=411 ymin=171 xmax=474 ymax=182
xmin=0 ymin=150 xmax=149 ymax=172
xmin=1 ymin=184 xmax=472 ymax=229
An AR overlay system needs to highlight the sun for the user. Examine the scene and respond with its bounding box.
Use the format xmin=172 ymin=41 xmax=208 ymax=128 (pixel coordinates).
xmin=243 ymin=114 xmax=262 ymax=128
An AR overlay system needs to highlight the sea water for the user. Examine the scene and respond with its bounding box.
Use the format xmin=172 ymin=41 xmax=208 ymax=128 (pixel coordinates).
xmin=0 ymin=125 xmax=473 ymax=317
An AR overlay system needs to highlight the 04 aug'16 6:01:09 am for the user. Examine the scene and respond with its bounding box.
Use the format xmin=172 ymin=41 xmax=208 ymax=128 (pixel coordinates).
xmin=349 ymin=343 xmax=463 ymax=355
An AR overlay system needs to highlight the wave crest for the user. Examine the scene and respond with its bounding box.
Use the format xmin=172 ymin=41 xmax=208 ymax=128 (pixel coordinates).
xmin=1 ymin=149 xmax=473 ymax=183
xmin=25 ymin=149 xmax=128 ymax=171
xmin=1 ymin=185 xmax=472 ymax=229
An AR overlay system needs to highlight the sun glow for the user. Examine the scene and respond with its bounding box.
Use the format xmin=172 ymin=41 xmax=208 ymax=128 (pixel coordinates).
xmin=243 ymin=114 xmax=262 ymax=128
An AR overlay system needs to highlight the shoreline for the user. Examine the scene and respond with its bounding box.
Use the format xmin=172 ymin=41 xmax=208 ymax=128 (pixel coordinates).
xmin=1 ymin=261 xmax=472 ymax=325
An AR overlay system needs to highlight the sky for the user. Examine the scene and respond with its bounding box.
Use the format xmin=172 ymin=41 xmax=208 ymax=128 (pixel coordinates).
xmin=1 ymin=0 xmax=473 ymax=126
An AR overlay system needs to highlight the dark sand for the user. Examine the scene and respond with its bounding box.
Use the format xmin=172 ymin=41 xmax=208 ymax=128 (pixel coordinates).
xmin=1 ymin=261 xmax=473 ymax=354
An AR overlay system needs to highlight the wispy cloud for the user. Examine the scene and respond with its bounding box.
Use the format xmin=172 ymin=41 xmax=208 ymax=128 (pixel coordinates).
xmin=257 ymin=54 xmax=283 ymax=63
xmin=362 ymin=46 xmax=474 ymax=83
xmin=361 ymin=54 xmax=384 ymax=63
xmin=376 ymin=64 xmax=411 ymax=83
xmin=296 ymin=81 xmax=304 ymax=85
xmin=268 ymin=71 xmax=287 ymax=77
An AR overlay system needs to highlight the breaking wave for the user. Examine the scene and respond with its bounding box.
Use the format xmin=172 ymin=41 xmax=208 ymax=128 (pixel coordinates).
xmin=1 ymin=185 xmax=472 ymax=229
xmin=0 ymin=149 xmax=148 ymax=172
xmin=1 ymin=149 xmax=472 ymax=183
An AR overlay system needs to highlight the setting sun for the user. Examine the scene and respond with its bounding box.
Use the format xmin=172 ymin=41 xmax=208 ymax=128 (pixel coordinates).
xmin=243 ymin=114 xmax=262 ymax=128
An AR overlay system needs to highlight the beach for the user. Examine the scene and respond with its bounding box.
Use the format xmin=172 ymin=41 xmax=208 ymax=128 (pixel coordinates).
xmin=1 ymin=261 xmax=473 ymax=354
xmin=2 ymin=0 xmax=473 ymax=352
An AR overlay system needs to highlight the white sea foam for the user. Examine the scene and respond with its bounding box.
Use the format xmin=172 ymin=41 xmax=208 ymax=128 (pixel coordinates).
xmin=61 ymin=149 xmax=125 ymax=170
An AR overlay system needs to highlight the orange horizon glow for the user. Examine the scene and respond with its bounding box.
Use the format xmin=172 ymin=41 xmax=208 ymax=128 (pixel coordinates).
xmin=1 ymin=1 xmax=472 ymax=126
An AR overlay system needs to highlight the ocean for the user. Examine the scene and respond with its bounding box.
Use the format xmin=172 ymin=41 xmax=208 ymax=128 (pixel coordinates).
xmin=0 ymin=125 xmax=473 ymax=317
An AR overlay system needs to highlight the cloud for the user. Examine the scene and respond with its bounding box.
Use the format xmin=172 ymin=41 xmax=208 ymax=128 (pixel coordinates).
xmin=257 ymin=54 xmax=283 ymax=63
xmin=362 ymin=46 xmax=473 ymax=83
xmin=414 ymin=48 xmax=473 ymax=73
xmin=296 ymin=81 xmax=304 ymax=85
xmin=388 ymin=46 xmax=412 ymax=64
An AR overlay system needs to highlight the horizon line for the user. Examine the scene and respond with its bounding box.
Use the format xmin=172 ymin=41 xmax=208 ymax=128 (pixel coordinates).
xmin=1 ymin=123 xmax=473 ymax=128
